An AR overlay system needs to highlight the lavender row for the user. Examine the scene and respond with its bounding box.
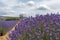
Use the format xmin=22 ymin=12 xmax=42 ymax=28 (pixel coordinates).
xmin=9 ymin=14 xmax=60 ymax=40
xmin=0 ymin=20 xmax=17 ymax=36
xmin=4 ymin=20 xmax=17 ymax=30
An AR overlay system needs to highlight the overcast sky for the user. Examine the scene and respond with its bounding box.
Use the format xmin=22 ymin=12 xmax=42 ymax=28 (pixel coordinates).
xmin=0 ymin=0 xmax=60 ymax=17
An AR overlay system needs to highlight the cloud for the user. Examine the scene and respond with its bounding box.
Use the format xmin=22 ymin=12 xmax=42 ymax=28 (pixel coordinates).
xmin=0 ymin=12 xmax=7 ymax=16
xmin=0 ymin=0 xmax=60 ymax=17
xmin=26 ymin=1 xmax=35 ymax=6
xmin=16 ymin=0 xmax=49 ymax=2
xmin=40 ymin=0 xmax=60 ymax=10
xmin=36 ymin=5 xmax=51 ymax=10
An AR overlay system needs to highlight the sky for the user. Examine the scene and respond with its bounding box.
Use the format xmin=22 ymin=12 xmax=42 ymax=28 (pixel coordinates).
xmin=0 ymin=0 xmax=60 ymax=17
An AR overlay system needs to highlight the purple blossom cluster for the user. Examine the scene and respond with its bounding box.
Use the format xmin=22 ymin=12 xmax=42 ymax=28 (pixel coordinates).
xmin=9 ymin=14 xmax=60 ymax=40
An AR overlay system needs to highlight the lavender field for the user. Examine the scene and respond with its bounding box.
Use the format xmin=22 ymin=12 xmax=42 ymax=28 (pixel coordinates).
xmin=0 ymin=20 xmax=17 ymax=36
xmin=0 ymin=0 xmax=60 ymax=40
xmin=0 ymin=14 xmax=60 ymax=40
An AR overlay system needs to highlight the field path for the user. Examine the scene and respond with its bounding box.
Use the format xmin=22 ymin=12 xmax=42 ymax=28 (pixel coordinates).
xmin=0 ymin=20 xmax=21 ymax=40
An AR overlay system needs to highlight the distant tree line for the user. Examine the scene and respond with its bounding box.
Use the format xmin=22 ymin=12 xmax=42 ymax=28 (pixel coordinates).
xmin=2 ymin=14 xmax=26 ymax=21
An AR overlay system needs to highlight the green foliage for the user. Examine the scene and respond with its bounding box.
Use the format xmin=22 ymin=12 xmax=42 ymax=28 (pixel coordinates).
xmin=5 ymin=17 xmax=19 ymax=21
xmin=23 ymin=33 xmax=28 ymax=40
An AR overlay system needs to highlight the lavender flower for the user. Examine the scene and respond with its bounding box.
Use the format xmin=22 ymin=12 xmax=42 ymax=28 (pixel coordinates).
xmin=9 ymin=14 xmax=60 ymax=40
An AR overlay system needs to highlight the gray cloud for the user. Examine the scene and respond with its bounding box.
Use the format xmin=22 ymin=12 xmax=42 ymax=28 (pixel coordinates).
xmin=36 ymin=6 xmax=49 ymax=10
